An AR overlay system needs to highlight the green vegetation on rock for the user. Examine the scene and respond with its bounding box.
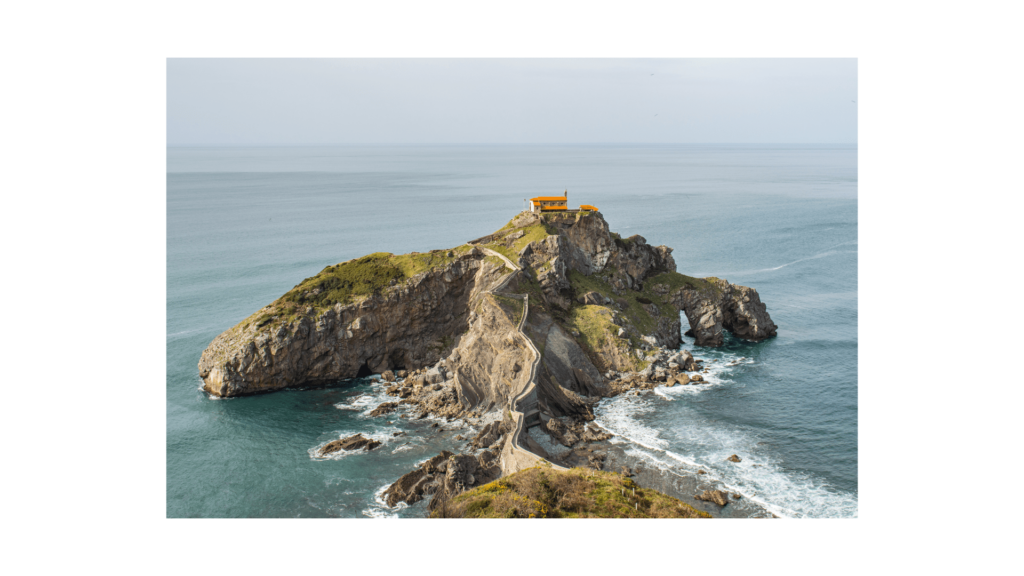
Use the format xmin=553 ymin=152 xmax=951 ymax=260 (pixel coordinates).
xmin=279 ymin=246 xmax=473 ymax=310
xmin=565 ymin=305 xmax=618 ymax=352
xmin=646 ymin=271 xmax=722 ymax=296
xmin=483 ymin=218 xmax=558 ymax=261
xmin=491 ymin=293 xmax=525 ymax=327
xmin=434 ymin=467 xmax=711 ymax=518
xmin=566 ymin=270 xmax=675 ymax=335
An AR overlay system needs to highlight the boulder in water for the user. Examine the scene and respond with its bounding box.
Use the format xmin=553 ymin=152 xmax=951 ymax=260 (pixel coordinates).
xmin=695 ymin=489 xmax=730 ymax=506
xmin=318 ymin=433 xmax=381 ymax=456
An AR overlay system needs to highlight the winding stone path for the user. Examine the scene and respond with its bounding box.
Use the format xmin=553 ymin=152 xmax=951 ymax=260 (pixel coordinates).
xmin=478 ymin=248 xmax=567 ymax=474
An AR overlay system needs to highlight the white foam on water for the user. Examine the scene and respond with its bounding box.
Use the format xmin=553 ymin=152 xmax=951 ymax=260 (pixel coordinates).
xmin=308 ymin=429 xmax=397 ymax=461
xmin=529 ymin=428 xmax=571 ymax=457
xmin=168 ymin=327 xmax=210 ymax=340
xmin=334 ymin=393 xmax=377 ymax=411
xmin=719 ymin=241 xmax=858 ymax=277
xmin=363 ymin=482 xmax=407 ymax=518
xmin=596 ymin=351 xmax=858 ymax=518
xmin=331 ymin=377 xmax=411 ymax=418
xmin=595 ymin=395 xmax=668 ymax=452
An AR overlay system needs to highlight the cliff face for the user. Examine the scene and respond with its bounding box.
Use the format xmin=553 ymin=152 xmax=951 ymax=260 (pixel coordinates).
xmin=198 ymin=248 xmax=505 ymax=397
xmin=198 ymin=210 xmax=776 ymax=398
xmin=445 ymin=289 xmax=535 ymax=414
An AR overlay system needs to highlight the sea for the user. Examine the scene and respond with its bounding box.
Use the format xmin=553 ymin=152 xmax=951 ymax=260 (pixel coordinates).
xmin=167 ymin=144 xmax=857 ymax=518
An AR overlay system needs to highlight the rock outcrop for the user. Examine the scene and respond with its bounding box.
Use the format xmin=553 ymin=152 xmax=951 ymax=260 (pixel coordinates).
xmin=317 ymin=433 xmax=381 ymax=456
xmin=199 ymin=210 xmax=776 ymax=418
xmin=198 ymin=249 xmax=505 ymax=397
xmin=195 ymin=208 xmax=781 ymax=517
xmin=663 ymin=277 xmax=778 ymax=347
xmin=695 ymin=489 xmax=731 ymax=506
xmin=381 ymin=449 xmax=501 ymax=509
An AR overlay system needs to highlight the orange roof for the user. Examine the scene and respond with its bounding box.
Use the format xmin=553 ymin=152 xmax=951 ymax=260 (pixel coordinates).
xmin=531 ymin=196 xmax=567 ymax=202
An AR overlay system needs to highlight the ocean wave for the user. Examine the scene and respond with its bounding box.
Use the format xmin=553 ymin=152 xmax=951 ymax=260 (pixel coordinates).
xmin=308 ymin=429 xmax=397 ymax=461
xmin=333 ymin=376 xmax=408 ymax=418
xmin=363 ymin=482 xmax=406 ymax=518
xmin=716 ymin=240 xmax=858 ymax=277
xmin=595 ymin=352 xmax=857 ymax=518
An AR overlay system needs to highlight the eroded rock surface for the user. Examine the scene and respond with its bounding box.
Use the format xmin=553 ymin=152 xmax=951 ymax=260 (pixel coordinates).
xmin=664 ymin=277 xmax=778 ymax=347
xmin=318 ymin=433 xmax=382 ymax=456
xmin=695 ymin=489 xmax=731 ymax=507
xmin=199 ymin=250 xmax=506 ymax=397
xmin=382 ymin=450 xmax=501 ymax=509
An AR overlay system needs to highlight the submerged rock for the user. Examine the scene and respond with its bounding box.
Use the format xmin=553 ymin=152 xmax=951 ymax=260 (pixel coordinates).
xmin=726 ymin=454 xmax=742 ymax=463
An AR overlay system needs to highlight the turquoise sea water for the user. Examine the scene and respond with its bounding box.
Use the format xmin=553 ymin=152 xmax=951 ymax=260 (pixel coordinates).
xmin=167 ymin=144 xmax=857 ymax=518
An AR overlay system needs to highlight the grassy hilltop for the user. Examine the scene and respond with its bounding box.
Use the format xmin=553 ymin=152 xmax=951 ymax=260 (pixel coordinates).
xmin=433 ymin=466 xmax=711 ymax=519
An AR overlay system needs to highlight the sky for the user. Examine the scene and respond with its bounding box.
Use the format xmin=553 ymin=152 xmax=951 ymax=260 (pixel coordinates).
xmin=167 ymin=59 xmax=857 ymax=145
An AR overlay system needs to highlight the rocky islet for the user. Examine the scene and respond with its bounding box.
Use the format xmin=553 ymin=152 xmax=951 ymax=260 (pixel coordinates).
xmin=198 ymin=210 xmax=777 ymax=515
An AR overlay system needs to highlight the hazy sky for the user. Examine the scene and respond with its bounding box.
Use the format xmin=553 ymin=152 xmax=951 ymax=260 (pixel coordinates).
xmin=167 ymin=59 xmax=856 ymax=145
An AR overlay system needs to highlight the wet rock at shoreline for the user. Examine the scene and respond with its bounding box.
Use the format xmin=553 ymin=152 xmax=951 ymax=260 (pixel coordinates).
xmin=695 ymin=489 xmax=731 ymax=507
xmin=318 ymin=433 xmax=382 ymax=456
xmin=383 ymin=449 xmax=501 ymax=509
xmin=369 ymin=402 xmax=399 ymax=417
xmin=726 ymin=454 xmax=742 ymax=463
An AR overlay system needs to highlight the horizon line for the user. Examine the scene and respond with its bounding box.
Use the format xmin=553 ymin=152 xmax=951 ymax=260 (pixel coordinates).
xmin=167 ymin=142 xmax=858 ymax=148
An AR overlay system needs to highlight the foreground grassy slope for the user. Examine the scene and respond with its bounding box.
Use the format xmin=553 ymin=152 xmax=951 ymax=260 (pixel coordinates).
xmin=434 ymin=466 xmax=711 ymax=518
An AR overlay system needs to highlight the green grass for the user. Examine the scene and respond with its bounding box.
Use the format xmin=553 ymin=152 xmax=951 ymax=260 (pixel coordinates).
xmin=483 ymin=255 xmax=508 ymax=270
xmin=273 ymin=246 xmax=473 ymax=312
xmin=482 ymin=243 xmax=517 ymax=262
xmin=563 ymin=303 xmax=645 ymax=371
xmin=483 ymin=219 xmax=558 ymax=262
xmin=565 ymin=305 xmax=618 ymax=352
xmin=491 ymin=293 xmax=525 ymax=327
xmin=517 ymin=271 xmax=546 ymax=309
xmin=566 ymin=269 xmax=675 ymax=336
xmin=510 ymin=221 xmax=557 ymax=253
xmin=435 ymin=467 xmax=711 ymax=518
xmin=645 ymin=271 xmax=723 ymax=296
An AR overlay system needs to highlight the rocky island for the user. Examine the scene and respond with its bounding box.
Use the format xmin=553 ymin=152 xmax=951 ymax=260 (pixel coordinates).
xmin=199 ymin=210 xmax=777 ymax=516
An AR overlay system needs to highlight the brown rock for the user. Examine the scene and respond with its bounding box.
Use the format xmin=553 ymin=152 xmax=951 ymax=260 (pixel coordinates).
xmin=695 ymin=489 xmax=731 ymax=506
xmin=697 ymin=469 xmax=707 ymax=475
xmin=369 ymin=402 xmax=399 ymax=417
xmin=665 ymin=276 xmax=778 ymax=347
xmin=726 ymin=454 xmax=742 ymax=463
xmin=318 ymin=433 xmax=382 ymax=456
xmin=577 ymin=291 xmax=606 ymax=306
xmin=382 ymin=451 xmax=453 ymax=507
xmin=381 ymin=370 xmax=396 ymax=382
